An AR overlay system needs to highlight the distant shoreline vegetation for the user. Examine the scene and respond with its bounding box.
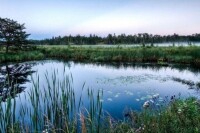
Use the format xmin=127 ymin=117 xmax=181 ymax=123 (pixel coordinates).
xmin=32 ymin=33 xmax=200 ymax=46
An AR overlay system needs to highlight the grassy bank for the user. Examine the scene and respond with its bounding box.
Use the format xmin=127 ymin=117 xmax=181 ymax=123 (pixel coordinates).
xmin=0 ymin=50 xmax=44 ymax=63
xmin=0 ymin=45 xmax=200 ymax=66
xmin=0 ymin=73 xmax=200 ymax=133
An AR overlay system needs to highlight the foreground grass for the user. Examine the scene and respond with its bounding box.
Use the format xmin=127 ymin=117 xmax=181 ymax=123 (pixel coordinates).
xmin=0 ymin=45 xmax=200 ymax=67
xmin=0 ymin=72 xmax=200 ymax=133
xmin=4 ymin=98 xmax=200 ymax=133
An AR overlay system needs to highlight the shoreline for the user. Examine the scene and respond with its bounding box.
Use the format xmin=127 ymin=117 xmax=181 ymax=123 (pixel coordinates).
xmin=0 ymin=46 xmax=200 ymax=67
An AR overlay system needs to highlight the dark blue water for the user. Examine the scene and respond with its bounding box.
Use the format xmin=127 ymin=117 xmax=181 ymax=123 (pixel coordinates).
xmin=0 ymin=60 xmax=200 ymax=119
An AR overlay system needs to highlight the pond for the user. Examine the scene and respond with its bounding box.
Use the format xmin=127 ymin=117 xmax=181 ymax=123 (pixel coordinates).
xmin=0 ymin=60 xmax=200 ymax=129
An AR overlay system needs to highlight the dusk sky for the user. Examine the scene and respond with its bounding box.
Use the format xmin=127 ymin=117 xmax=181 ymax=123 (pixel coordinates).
xmin=0 ymin=0 xmax=200 ymax=39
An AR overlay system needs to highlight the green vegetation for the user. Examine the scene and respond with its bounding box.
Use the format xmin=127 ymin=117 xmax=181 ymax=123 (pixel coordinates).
xmin=0 ymin=73 xmax=200 ymax=133
xmin=35 ymin=33 xmax=200 ymax=45
xmin=0 ymin=17 xmax=30 ymax=53
xmin=1 ymin=45 xmax=200 ymax=67
xmin=1 ymin=17 xmax=200 ymax=133
xmin=0 ymin=50 xmax=44 ymax=62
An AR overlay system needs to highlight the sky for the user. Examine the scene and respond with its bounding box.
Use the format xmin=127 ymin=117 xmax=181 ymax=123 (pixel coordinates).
xmin=0 ymin=0 xmax=200 ymax=39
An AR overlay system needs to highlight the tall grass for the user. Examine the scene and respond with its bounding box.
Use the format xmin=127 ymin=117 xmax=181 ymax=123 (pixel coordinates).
xmin=1 ymin=46 xmax=200 ymax=67
xmin=0 ymin=71 xmax=104 ymax=132
xmin=0 ymin=51 xmax=44 ymax=63
xmin=36 ymin=46 xmax=200 ymax=67
xmin=0 ymin=71 xmax=200 ymax=132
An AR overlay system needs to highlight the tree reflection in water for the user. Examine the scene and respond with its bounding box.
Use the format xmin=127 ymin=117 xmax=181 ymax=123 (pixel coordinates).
xmin=0 ymin=63 xmax=34 ymax=101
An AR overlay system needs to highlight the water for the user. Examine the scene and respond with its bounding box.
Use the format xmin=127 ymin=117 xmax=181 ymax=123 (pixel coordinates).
xmin=70 ymin=42 xmax=200 ymax=48
xmin=0 ymin=60 xmax=200 ymax=119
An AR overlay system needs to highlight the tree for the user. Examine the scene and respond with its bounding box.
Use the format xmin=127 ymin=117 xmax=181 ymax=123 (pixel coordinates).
xmin=0 ymin=17 xmax=30 ymax=53
xmin=106 ymin=34 xmax=113 ymax=44
xmin=0 ymin=63 xmax=34 ymax=101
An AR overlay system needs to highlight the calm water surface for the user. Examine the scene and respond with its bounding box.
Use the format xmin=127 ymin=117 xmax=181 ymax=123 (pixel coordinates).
xmin=0 ymin=60 xmax=200 ymax=119
xmin=71 ymin=42 xmax=200 ymax=48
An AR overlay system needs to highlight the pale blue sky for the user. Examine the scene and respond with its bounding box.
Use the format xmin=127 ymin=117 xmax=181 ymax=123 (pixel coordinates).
xmin=0 ymin=0 xmax=200 ymax=39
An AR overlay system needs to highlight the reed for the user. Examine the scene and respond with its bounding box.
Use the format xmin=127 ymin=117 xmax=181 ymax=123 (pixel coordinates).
xmin=0 ymin=71 xmax=105 ymax=132
xmin=0 ymin=71 xmax=200 ymax=132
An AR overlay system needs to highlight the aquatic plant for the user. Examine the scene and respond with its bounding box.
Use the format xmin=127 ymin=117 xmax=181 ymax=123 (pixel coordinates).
xmin=0 ymin=72 xmax=200 ymax=132
xmin=0 ymin=72 xmax=104 ymax=132
xmin=172 ymin=77 xmax=195 ymax=86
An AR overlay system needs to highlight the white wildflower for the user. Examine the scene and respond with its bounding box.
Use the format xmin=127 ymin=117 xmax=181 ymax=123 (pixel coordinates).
xmin=177 ymin=109 xmax=182 ymax=114
xmin=143 ymin=101 xmax=150 ymax=108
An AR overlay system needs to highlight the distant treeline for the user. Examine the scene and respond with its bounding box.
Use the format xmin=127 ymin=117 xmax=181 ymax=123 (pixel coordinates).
xmin=33 ymin=33 xmax=200 ymax=45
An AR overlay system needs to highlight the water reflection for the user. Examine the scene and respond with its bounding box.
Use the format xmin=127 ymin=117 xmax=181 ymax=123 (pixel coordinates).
xmin=0 ymin=63 xmax=34 ymax=101
xmin=0 ymin=60 xmax=200 ymax=116
xmin=73 ymin=61 xmax=200 ymax=74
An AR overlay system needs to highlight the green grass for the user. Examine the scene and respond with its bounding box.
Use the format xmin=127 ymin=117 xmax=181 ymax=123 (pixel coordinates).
xmin=0 ymin=72 xmax=200 ymax=133
xmin=1 ymin=45 xmax=200 ymax=67
xmin=0 ymin=51 xmax=45 ymax=62
xmin=40 ymin=45 xmax=200 ymax=66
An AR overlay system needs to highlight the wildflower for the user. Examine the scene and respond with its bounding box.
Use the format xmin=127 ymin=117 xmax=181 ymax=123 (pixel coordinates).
xmin=153 ymin=94 xmax=159 ymax=98
xmin=177 ymin=109 xmax=182 ymax=114
xmin=42 ymin=129 xmax=48 ymax=133
xmin=143 ymin=101 xmax=150 ymax=108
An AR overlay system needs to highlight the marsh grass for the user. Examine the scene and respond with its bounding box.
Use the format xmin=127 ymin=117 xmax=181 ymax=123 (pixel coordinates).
xmin=0 ymin=71 xmax=106 ymax=132
xmin=34 ymin=46 xmax=200 ymax=67
xmin=0 ymin=51 xmax=44 ymax=63
xmin=38 ymin=46 xmax=200 ymax=63
xmin=1 ymin=46 xmax=200 ymax=67
xmin=0 ymin=72 xmax=200 ymax=132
